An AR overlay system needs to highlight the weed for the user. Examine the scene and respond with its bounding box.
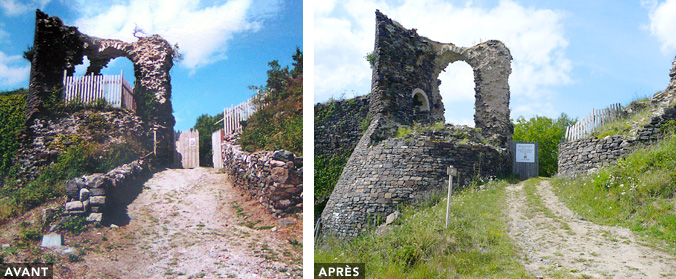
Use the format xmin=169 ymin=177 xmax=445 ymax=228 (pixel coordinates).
xmin=61 ymin=216 xmax=88 ymax=235
xmin=288 ymin=238 xmax=301 ymax=247
xmin=68 ymin=254 xmax=83 ymax=262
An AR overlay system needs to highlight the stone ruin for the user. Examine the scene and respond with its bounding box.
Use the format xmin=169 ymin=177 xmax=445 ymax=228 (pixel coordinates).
xmin=319 ymin=10 xmax=514 ymax=238
xmin=24 ymin=10 xmax=176 ymax=164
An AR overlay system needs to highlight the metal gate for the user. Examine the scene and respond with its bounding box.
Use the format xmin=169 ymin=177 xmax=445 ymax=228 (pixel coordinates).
xmin=175 ymin=130 xmax=199 ymax=169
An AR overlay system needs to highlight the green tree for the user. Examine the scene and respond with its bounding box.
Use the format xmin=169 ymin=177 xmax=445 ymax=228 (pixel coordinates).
xmin=512 ymin=113 xmax=576 ymax=177
xmin=240 ymin=49 xmax=303 ymax=155
xmin=192 ymin=112 xmax=224 ymax=167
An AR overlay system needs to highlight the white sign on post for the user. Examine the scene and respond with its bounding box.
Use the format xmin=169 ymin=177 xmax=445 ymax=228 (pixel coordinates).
xmin=515 ymin=143 xmax=535 ymax=163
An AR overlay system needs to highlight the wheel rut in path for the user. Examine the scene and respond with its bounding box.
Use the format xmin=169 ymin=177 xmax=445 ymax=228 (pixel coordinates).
xmin=505 ymin=180 xmax=676 ymax=278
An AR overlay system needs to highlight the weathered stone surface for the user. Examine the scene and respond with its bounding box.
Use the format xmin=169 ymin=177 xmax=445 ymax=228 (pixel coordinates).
xmin=90 ymin=196 xmax=106 ymax=206
xmin=278 ymin=218 xmax=296 ymax=228
xmin=40 ymin=234 xmax=63 ymax=248
xmin=65 ymin=180 xmax=79 ymax=200
xmin=65 ymin=201 xmax=83 ymax=212
xmin=22 ymin=10 xmax=175 ymax=174
xmin=79 ymin=188 xmax=90 ymax=201
xmin=385 ymin=210 xmax=400 ymax=225
xmin=221 ymin=135 xmax=302 ymax=216
xmin=89 ymin=188 xmax=105 ymax=196
xmin=272 ymin=150 xmax=294 ymax=162
xmin=86 ymin=213 xmax=103 ymax=223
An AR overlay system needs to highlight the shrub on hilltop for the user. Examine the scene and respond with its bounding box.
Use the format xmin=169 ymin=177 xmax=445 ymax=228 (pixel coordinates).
xmin=240 ymin=48 xmax=303 ymax=155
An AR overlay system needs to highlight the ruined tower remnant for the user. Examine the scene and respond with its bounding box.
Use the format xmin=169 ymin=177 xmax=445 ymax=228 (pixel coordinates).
xmin=368 ymin=10 xmax=513 ymax=145
xmin=319 ymin=10 xmax=513 ymax=238
xmin=26 ymin=10 xmax=176 ymax=164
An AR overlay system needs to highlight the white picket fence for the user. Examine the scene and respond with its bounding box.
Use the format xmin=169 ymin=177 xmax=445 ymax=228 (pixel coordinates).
xmin=223 ymin=96 xmax=259 ymax=135
xmin=62 ymin=70 xmax=135 ymax=111
xmin=564 ymin=103 xmax=622 ymax=142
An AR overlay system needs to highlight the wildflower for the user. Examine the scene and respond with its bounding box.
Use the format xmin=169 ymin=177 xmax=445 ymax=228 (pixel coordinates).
xmin=621 ymin=192 xmax=625 ymax=195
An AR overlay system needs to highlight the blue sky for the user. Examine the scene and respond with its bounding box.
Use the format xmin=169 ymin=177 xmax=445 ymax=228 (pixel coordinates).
xmin=0 ymin=0 xmax=302 ymax=131
xmin=315 ymin=0 xmax=676 ymax=126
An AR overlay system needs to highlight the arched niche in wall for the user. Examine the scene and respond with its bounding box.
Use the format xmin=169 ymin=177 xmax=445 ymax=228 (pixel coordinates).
xmin=412 ymin=88 xmax=430 ymax=112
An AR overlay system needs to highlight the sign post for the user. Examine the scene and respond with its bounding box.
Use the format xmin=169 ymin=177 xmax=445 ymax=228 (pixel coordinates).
xmin=446 ymin=165 xmax=457 ymax=229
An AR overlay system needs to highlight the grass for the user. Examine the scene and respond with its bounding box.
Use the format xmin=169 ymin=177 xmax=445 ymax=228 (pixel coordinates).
xmin=394 ymin=122 xmax=446 ymax=138
xmin=552 ymin=133 xmax=676 ymax=254
xmin=592 ymin=97 xmax=653 ymax=139
xmin=315 ymin=180 xmax=530 ymax=278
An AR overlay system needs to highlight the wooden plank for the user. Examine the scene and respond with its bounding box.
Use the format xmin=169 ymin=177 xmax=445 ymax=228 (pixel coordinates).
xmin=212 ymin=129 xmax=224 ymax=169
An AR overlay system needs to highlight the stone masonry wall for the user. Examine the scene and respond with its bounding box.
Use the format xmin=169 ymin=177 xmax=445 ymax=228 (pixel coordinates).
xmin=221 ymin=137 xmax=303 ymax=216
xmin=63 ymin=159 xmax=149 ymax=223
xmin=314 ymin=96 xmax=369 ymax=160
xmin=369 ymin=10 xmax=513 ymax=147
xmin=320 ymin=116 xmax=510 ymax=238
xmin=14 ymin=109 xmax=150 ymax=183
xmin=558 ymin=102 xmax=676 ymax=177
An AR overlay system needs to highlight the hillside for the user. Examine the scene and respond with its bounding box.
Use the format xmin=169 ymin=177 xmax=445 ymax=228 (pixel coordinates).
xmin=316 ymin=91 xmax=676 ymax=277
xmin=0 ymin=90 xmax=153 ymax=224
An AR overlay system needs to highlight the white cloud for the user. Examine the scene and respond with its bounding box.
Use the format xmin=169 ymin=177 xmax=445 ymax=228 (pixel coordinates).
xmin=0 ymin=0 xmax=50 ymax=16
xmin=71 ymin=0 xmax=280 ymax=73
xmin=315 ymin=0 xmax=572 ymax=124
xmin=0 ymin=51 xmax=30 ymax=87
xmin=646 ymin=0 xmax=676 ymax=53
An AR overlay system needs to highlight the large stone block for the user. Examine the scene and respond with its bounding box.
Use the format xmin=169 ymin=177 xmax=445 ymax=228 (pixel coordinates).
xmin=90 ymin=196 xmax=106 ymax=206
xmin=65 ymin=201 xmax=83 ymax=212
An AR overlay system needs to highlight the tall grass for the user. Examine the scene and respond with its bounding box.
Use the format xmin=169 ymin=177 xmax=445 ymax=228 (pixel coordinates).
xmin=315 ymin=181 xmax=529 ymax=278
xmin=552 ymin=134 xmax=676 ymax=254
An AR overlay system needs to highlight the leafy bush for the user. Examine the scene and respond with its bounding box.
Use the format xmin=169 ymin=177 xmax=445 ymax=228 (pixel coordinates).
xmin=240 ymin=48 xmax=303 ymax=155
xmin=0 ymin=90 xmax=27 ymax=177
xmin=314 ymin=152 xmax=351 ymax=218
xmin=192 ymin=112 xmax=224 ymax=167
xmin=61 ymin=216 xmax=88 ymax=235
xmin=512 ymin=113 xmax=576 ymax=176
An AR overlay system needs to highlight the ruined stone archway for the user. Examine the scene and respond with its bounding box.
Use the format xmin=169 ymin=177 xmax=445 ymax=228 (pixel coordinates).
xmin=367 ymin=10 xmax=513 ymax=146
xmin=26 ymin=10 xmax=177 ymax=164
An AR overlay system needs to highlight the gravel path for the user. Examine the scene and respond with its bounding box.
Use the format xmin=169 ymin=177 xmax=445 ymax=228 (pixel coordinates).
xmin=505 ymin=180 xmax=676 ymax=278
xmin=52 ymin=167 xmax=302 ymax=278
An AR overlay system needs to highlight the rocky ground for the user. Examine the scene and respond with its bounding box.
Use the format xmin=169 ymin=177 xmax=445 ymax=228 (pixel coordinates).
xmin=0 ymin=167 xmax=302 ymax=278
xmin=506 ymin=179 xmax=676 ymax=278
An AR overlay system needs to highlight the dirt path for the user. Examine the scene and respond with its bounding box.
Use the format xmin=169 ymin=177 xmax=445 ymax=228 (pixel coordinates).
xmin=506 ymin=180 xmax=676 ymax=278
xmin=55 ymin=168 xmax=302 ymax=278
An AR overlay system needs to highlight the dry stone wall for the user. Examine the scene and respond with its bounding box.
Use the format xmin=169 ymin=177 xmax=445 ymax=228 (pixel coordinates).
xmin=558 ymin=98 xmax=676 ymax=177
xmin=221 ymin=136 xmax=303 ymax=216
xmin=63 ymin=159 xmax=149 ymax=223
